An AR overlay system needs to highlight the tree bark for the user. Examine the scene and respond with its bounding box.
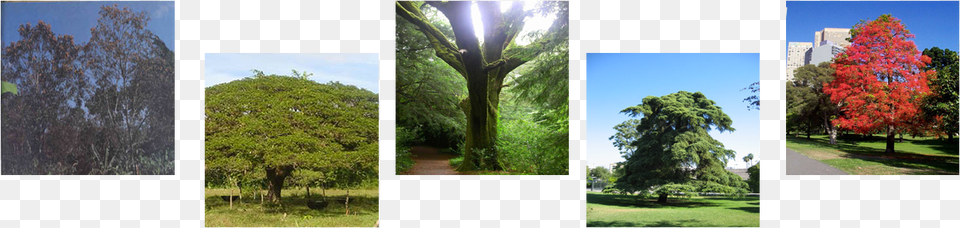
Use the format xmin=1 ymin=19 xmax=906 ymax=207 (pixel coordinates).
xmin=397 ymin=1 xmax=562 ymax=172
xmin=824 ymin=118 xmax=838 ymax=145
xmin=885 ymin=125 xmax=896 ymax=153
xmin=657 ymin=193 xmax=668 ymax=203
xmin=345 ymin=189 xmax=350 ymax=215
xmin=265 ymin=166 xmax=294 ymax=203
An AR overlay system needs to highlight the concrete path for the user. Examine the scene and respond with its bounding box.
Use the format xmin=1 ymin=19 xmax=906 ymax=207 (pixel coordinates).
xmin=404 ymin=146 xmax=460 ymax=175
xmin=787 ymin=148 xmax=848 ymax=175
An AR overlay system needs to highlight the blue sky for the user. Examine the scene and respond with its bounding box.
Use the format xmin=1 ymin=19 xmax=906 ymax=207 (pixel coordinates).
xmin=204 ymin=54 xmax=380 ymax=93
xmin=787 ymin=1 xmax=959 ymax=52
xmin=586 ymin=53 xmax=760 ymax=171
xmin=2 ymin=1 xmax=175 ymax=49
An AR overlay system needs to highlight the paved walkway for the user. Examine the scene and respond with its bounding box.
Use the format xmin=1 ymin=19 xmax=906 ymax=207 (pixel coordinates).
xmin=404 ymin=146 xmax=460 ymax=175
xmin=786 ymin=148 xmax=848 ymax=175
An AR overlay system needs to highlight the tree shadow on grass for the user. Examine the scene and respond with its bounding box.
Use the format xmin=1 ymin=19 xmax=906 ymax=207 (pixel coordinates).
xmin=205 ymin=194 xmax=379 ymax=218
xmin=588 ymin=219 xmax=702 ymax=227
xmin=698 ymin=196 xmax=759 ymax=202
xmin=728 ymin=206 xmax=760 ymax=214
xmin=587 ymin=193 xmax=718 ymax=208
xmin=788 ymin=136 xmax=959 ymax=174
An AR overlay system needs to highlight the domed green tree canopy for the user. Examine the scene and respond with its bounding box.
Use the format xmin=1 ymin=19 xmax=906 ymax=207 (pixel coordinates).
xmin=205 ymin=73 xmax=378 ymax=203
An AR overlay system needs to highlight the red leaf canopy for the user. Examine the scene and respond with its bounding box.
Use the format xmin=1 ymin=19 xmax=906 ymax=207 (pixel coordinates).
xmin=824 ymin=14 xmax=936 ymax=134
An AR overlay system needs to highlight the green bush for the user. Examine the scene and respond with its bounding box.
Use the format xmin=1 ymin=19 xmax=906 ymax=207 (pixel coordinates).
xmin=448 ymin=156 xmax=464 ymax=168
xmin=496 ymin=117 xmax=568 ymax=175
xmin=396 ymin=126 xmax=422 ymax=173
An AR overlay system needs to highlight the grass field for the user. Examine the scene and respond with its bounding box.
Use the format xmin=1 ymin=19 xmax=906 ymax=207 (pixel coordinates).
xmin=205 ymin=188 xmax=378 ymax=227
xmin=786 ymin=135 xmax=959 ymax=175
xmin=586 ymin=192 xmax=759 ymax=227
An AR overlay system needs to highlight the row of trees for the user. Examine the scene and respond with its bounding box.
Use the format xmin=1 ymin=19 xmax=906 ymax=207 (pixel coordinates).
xmin=1 ymin=5 xmax=175 ymax=175
xmin=396 ymin=1 xmax=569 ymax=174
xmin=788 ymin=15 xmax=958 ymax=152
xmin=205 ymin=73 xmax=378 ymax=208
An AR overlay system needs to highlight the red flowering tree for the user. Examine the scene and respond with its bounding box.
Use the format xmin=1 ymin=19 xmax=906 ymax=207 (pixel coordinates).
xmin=824 ymin=14 xmax=936 ymax=153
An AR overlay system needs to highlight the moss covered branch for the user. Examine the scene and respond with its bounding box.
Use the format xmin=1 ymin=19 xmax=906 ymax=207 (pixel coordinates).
xmin=396 ymin=1 xmax=467 ymax=77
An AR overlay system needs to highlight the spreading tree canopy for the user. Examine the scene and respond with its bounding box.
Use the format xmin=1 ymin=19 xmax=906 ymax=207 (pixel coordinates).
xmin=824 ymin=14 xmax=935 ymax=153
xmin=205 ymin=74 xmax=378 ymax=203
xmin=396 ymin=1 xmax=568 ymax=171
xmin=614 ymin=91 xmax=748 ymax=203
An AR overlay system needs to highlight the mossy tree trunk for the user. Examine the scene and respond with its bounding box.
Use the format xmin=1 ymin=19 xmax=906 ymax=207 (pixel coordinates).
xmin=397 ymin=1 xmax=563 ymax=171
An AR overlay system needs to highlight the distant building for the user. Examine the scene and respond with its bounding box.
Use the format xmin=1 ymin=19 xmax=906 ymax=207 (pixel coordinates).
xmin=814 ymin=28 xmax=851 ymax=48
xmin=788 ymin=28 xmax=851 ymax=80
xmin=787 ymin=42 xmax=813 ymax=80
xmin=726 ymin=168 xmax=749 ymax=180
xmin=810 ymin=40 xmax=845 ymax=65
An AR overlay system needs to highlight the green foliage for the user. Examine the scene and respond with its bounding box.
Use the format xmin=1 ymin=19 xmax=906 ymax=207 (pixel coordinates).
xmin=448 ymin=156 xmax=463 ymax=168
xmin=747 ymin=163 xmax=760 ymax=193
xmin=495 ymin=114 xmax=567 ymax=174
xmin=787 ymin=62 xmax=839 ymax=142
xmin=921 ymin=47 xmax=959 ymax=139
xmin=589 ymin=166 xmax=611 ymax=180
xmin=1 ymin=81 xmax=17 ymax=95
xmin=652 ymin=184 xmax=698 ymax=200
xmin=396 ymin=126 xmax=423 ymax=173
xmin=395 ymin=12 xmax=467 ymax=150
xmin=615 ymin=91 xmax=748 ymax=195
xmin=609 ymin=119 xmax=641 ymax=158
xmin=205 ymin=73 xmax=378 ymax=195
xmin=601 ymin=185 xmax=622 ymax=195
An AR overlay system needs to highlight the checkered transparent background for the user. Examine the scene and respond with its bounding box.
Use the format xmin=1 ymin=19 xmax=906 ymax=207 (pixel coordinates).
xmin=0 ymin=0 xmax=958 ymax=227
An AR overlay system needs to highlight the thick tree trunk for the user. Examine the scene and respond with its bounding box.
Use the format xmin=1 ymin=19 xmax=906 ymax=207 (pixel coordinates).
xmin=885 ymin=125 xmax=896 ymax=153
xmin=265 ymin=166 xmax=293 ymax=203
xmin=398 ymin=1 xmax=554 ymax=172
xmin=657 ymin=193 xmax=668 ymax=203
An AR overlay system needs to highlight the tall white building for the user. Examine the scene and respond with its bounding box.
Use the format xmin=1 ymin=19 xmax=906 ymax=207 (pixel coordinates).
xmin=787 ymin=42 xmax=813 ymax=80
xmin=814 ymin=28 xmax=851 ymax=48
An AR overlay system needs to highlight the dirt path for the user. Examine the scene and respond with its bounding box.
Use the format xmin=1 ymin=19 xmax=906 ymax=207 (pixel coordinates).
xmin=404 ymin=146 xmax=460 ymax=175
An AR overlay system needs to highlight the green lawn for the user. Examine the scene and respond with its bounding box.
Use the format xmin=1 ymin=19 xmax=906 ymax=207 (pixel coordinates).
xmin=205 ymin=188 xmax=378 ymax=227
xmin=786 ymin=134 xmax=959 ymax=175
xmin=586 ymin=192 xmax=759 ymax=227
